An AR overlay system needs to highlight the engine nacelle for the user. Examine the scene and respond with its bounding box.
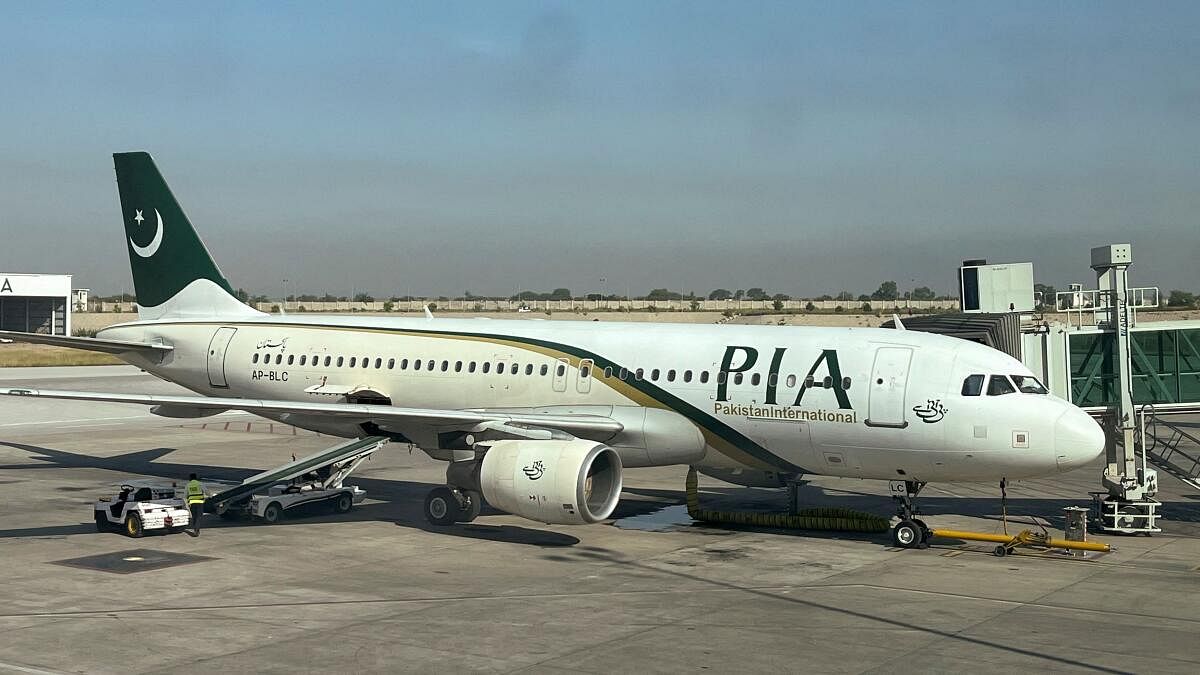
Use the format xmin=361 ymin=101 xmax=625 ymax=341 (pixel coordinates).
xmin=480 ymin=439 xmax=623 ymax=525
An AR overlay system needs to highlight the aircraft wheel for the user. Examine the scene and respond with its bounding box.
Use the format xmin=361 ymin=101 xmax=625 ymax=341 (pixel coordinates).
xmin=424 ymin=487 xmax=460 ymax=526
xmin=891 ymin=519 xmax=924 ymax=549
xmin=457 ymin=490 xmax=483 ymax=523
xmin=125 ymin=513 xmax=144 ymax=538
xmin=334 ymin=492 xmax=354 ymax=514
xmin=914 ymin=518 xmax=932 ymax=543
xmin=993 ymin=545 xmax=1009 ymax=557
xmin=262 ymin=502 xmax=283 ymax=524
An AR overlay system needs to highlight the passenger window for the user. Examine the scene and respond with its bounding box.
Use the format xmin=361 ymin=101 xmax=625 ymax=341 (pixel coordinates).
xmin=786 ymin=374 xmax=796 ymax=387
xmin=456 ymin=361 xmax=463 ymax=373
xmin=483 ymin=362 xmax=491 ymax=374
xmin=717 ymin=372 xmax=726 ymax=384
xmin=401 ymin=358 xmax=409 ymax=370
xmin=414 ymin=359 xmax=422 ymax=371
xmin=734 ymin=372 xmax=743 ymax=385
xmin=557 ymin=364 xmax=566 ymax=377
xmin=275 ymin=354 xmax=283 ymax=365
xmin=987 ymin=375 xmax=1016 ymax=396
xmin=387 ymin=358 xmax=395 ymax=369
xmin=288 ymin=355 xmax=295 ymax=366
xmin=349 ymin=357 xmax=357 ymax=368
xmin=667 ymin=369 xmax=676 ymax=382
xmin=363 ymin=358 xmax=370 ymax=369
xmin=581 ymin=364 xmax=591 ymax=378
xmin=469 ymin=361 xmax=477 ymax=373
xmin=427 ymin=359 xmax=435 ymax=371
xmin=526 ymin=364 xmax=534 ymax=375
xmin=751 ymin=373 xmax=761 ymax=386
xmin=375 ymin=358 xmax=382 ymax=369
xmin=252 ymin=353 xmax=259 ymax=364
xmin=300 ymin=355 xmax=307 ymax=366
xmin=539 ymin=364 xmax=547 ymax=376
xmin=961 ymin=374 xmax=984 ymax=396
xmin=635 ymin=368 xmax=644 ymax=381
xmin=496 ymin=362 xmax=503 ymax=373
xmin=619 ymin=367 xmax=628 ymax=380
xmin=336 ymin=357 xmax=344 ymax=367
xmin=1011 ymin=375 xmax=1048 ymax=394
xmin=804 ymin=375 xmax=815 ymax=387
xmin=441 ymin=360 xmax=449 ymax=372
xmin=822 ymin=375 xmax=832 ymax=388
xmin=651 ymin=369 xmax=660 ymax=381
xmin=683 ymin=370 xmax=692 ymax=383
xmin=324 ymin=356 xmax=332 ymax=367
xmin=603 ymin=366 xmax=612 ymax=378
xmin=700 ymin=371 xmax=710 ymax=384
xmin=510 ymin=363 xmax=518 ymax=375
xmin=841 ymin=376 xmax=852 ymax=390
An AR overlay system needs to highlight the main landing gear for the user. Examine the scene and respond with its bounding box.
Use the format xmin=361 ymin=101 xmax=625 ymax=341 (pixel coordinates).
xmin=890 ymin=480 xmax=932 ymax=549
xmin=423 ymin=460 xmax=485 ymax=526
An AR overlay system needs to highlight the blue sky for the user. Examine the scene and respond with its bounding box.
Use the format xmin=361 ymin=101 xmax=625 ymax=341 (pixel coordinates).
xmin=1 ymin=1 xmax=1198 ymax=297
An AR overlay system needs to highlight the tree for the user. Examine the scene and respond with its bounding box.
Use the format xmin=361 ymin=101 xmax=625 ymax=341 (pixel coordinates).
xmin=708 ymin=289 xmax=733 ymax=301
xmin=772 ymin=299 xmax=784 ymax=311
xmin=1168 ymin=290 xmax=1197 ymax=307
xmin=549 ymin=288 xmax=572 ymax=301
xmin=353 ymin=292 xmax=374 ymax=303
xmin=745 ymin=287 xmax=768 ymax=300
xmin=772 ymin=293 xmax=791 ymax=301
xmin=646 ymin=288 xmax=683 ymax=301
xmin=835 ymin=291 xmax=854 ymax=302
xmin=871 ymin=281 xmax=898 ymax=301
xmin=805 ymin=301 xmax=816 ymax=312
xmin=734 ymin=289 xmax=745 ymax=300
xmin=911 ymin=286 xmax=935 ymax=301
xmin=861 ymin=302 xmax=872 ymax=312
xmin=1034 ymin=283 xmax=1058 ymax=309
xmin=857 ymin=294 xmax=871 ymax=302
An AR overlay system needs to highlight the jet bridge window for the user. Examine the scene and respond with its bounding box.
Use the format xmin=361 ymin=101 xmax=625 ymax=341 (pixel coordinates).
xmin=1011 ymin=375 xmax=1047 ymax=394
xmin=961 ymin=374 xmax=984 ymax=396
xmin=987 ymin=375 xmax=1016 ymax=396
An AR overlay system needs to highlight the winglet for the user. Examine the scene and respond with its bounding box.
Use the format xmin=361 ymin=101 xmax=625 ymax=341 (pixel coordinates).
xmin=892 ymin=314 xmax=906 ymax=330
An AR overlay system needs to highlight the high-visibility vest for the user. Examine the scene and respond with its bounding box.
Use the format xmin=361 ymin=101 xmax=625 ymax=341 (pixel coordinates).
xmin=186 ymin=480 xmax=205 ymax=505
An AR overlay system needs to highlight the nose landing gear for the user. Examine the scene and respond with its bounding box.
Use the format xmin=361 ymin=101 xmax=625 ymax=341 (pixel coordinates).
xmin=890 ymin=480 xmax=931 ymax=549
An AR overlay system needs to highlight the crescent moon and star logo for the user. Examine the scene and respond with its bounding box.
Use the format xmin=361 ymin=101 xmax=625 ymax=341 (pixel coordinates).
xmin=129 ymin=208 xmax=163 ymax=258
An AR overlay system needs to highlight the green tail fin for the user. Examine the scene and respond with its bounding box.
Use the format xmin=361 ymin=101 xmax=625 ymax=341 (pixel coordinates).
xmin=113 ymin=152 xmax=255 ymax=318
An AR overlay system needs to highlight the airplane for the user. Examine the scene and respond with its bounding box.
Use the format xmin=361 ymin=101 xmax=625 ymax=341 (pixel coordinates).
xmin=0 ymin=152 xmax=1105 ymax=548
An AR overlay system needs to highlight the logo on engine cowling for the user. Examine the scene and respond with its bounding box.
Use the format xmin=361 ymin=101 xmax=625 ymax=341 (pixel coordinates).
xmin=522 ymin=461 xmax=546 ymax=480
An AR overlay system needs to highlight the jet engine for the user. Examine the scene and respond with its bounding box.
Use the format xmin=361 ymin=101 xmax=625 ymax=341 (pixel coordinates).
xmin=480 ymin=439 xmax=623 ymax=525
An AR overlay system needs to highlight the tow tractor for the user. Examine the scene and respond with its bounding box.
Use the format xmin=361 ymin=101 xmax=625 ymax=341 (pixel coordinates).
xmin=94 ymin=481 xmax=191 ymax=537
xmin=206 ymin=436 xmax=388 ymax=524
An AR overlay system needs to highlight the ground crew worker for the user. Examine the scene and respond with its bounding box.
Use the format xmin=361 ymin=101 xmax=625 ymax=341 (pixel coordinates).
xmin=185 ymin=473 xmax=205 ymax=536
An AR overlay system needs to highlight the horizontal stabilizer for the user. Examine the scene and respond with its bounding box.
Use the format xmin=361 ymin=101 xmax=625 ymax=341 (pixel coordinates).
xmin=0 ymin=330 xmax=173 ymax=355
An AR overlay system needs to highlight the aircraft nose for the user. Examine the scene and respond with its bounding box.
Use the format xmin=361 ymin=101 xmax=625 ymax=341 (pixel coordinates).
xmin=1054 ymin=407 xmax=1106 ymax=472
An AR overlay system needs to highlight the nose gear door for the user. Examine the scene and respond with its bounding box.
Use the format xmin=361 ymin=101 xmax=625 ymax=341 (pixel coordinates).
xmin=866 ymin=346 xmax=912 ymax=428
xmin=206 ymin=326 xmax=237 ymax=388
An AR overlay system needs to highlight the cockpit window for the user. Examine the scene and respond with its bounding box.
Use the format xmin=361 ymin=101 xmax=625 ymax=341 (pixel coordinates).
xmin=961 ymin=374 xmax=984 ymax=396
xmin=987 ymin=375 xmax=1016 ymax=396
xmin=1011 ymin=375 xmax=1048 ymax=394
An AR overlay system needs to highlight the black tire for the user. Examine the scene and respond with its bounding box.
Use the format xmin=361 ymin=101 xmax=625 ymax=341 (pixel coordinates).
xmin=891 ymin=519 xmax=924 ymax=549
xmin=993 ymin=545 xmax=1009 ymax=557
xmin=94 ymin=511 xmax=108 ymax=532
xmin=424 ymin=487 xmax=460 ymax=526
xmin=334 ymin=492 xmax=353 ymax=514
xmin=262 ymin=502 xmax=283 ymax=524
xmin=457 ymin=490 xmax=483 ymax=523
xmin=914 ymin=518 xmax=931 ymax=543
xmin=124 ymin=513 xmax=144 ymax=538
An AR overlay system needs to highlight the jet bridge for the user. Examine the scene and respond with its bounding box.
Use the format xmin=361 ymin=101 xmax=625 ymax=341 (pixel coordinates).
xmin=206 ymin=436 xmax=388 ymax=515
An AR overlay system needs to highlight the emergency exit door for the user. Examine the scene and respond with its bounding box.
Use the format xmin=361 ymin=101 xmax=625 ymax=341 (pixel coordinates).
xmin=207 ymin=327 xmax=237 ymax=388
xmin=866 ymin=346 xmax=912 ymax=428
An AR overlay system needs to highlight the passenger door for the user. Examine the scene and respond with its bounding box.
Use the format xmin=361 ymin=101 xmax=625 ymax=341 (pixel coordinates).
xmin=866 ymin=346 xmax=912 ymax=428
xmin=206 ymin=327 xmax=237 ymax=388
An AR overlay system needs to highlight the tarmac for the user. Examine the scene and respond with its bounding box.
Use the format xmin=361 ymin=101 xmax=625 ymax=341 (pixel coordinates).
xmin=1 ymin=366 xmax=1198 ymax=674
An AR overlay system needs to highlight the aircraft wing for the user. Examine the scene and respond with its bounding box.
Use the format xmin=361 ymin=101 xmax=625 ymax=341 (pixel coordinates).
xmin=0 ymin=330 xmax=173 ymax=356
xmin=0 ymin=388 xmax=624 ymax=440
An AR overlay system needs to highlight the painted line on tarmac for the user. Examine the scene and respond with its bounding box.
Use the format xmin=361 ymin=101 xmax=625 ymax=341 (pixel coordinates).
xmin=0 ymin=661 xmax=67 ymax=675
xmin=0 ymin=415 xmax=151 ymax=428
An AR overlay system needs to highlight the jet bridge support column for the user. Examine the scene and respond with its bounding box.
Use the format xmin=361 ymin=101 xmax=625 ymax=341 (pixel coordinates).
xmin=1091 ymin=244 xmax=1160 ymax=533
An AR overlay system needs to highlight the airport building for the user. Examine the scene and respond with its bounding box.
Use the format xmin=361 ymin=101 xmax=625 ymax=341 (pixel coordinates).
xmin=0 ymin=273 xmax=72 ymax=336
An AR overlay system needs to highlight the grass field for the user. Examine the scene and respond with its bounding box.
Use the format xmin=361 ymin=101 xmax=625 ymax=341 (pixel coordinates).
xmin=0 ymin=344 xmax=122 ymax=367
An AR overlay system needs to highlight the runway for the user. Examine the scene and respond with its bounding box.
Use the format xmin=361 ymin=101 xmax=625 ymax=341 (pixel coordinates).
xmin=1 ymin=367 xmax=1198 ymax=674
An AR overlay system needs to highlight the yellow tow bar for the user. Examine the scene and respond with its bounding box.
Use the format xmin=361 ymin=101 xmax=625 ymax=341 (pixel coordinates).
xmin=930 ymin=528 xmax=1112 ymax=556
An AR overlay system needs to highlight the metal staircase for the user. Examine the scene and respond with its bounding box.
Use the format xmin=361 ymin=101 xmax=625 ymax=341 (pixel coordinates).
xmin=1143 ymin=411 xmax=1200 ymax=492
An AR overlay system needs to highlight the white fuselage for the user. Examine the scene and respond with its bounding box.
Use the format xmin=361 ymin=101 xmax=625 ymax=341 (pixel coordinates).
xmin=100 ymin=314 xmax=1102 ymax=485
